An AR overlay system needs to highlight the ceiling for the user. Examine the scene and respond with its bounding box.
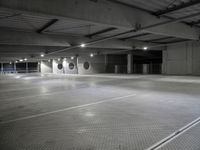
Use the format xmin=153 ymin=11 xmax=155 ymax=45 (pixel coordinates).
xmin=0 ymin=0 xmax=199 ymax=61
xmin=114 ymin=0 xmax=200 ymax=24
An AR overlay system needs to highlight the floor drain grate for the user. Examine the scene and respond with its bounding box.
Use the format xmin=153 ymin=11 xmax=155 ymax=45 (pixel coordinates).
xmin=146 ymin=117 xmax=200 ymax=150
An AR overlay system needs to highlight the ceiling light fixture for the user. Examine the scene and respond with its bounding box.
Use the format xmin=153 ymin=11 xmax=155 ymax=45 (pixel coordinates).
xmin=143 ymin=47 xmax=148 ymax=50
xmin=90 ymin=53 xmax=94 ymax=57
xmin=80 ymin=43 xmax=86 ymax=48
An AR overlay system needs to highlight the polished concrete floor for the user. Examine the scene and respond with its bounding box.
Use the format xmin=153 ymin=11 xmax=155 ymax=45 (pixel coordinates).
xmin=0 ymin=73 xmax=200 ymax=150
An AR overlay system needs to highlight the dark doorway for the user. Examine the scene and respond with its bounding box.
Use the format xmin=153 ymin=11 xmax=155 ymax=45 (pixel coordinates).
xmin=106 ymin=54 xmax=127 ymax=73
xmin=28 ymin=63 xmax=38 ymax=73
xmin=132 ymin=50 xmax=162 ymax=74
xmin=16 ymin=63 xmax=26 ymax=73
xmin=3 ymin=63 xmax=14 ymax=72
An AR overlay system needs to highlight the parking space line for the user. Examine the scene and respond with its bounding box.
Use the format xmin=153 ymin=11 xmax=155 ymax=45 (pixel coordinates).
xmin=145 ymin=116 xmax=200 ymax=150
xmin=0 ymin=93 xmax=136 ymax=124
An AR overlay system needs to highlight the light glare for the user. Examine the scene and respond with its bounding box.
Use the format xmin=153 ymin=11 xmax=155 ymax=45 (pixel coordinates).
xmin=90 ymin=53 xmax=94 ymax=57
xmin=80 ymin=43 xmax=86 ymax=48
xmin=143 ymin=47 xmax=148 ymax=50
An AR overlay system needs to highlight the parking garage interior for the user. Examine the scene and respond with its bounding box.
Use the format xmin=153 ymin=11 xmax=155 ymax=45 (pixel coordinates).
xmin=0 ymin=0 xmax=200 ymax=150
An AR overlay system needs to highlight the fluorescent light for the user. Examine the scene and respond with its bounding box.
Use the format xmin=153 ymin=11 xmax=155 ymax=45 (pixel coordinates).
xmin=90 ymin=53 xmax=94 ymax=57
xmin=71 ymin=56 xmax=74 ymax=60
xmin=19 ymin=59 xmax=23 ymax=62
xmin=15 ymin=61 xmax=18 ymax=63
xmin=80 ymin=43 xmax=86 ymax=48
xmin=58 ymin=58 xmax=61 ymax=61
xmin=24 ymin=58 xmax=27 ymax=61
xmin=9 ymin=62 xmax=12 ymax=64
xmin=143 ymin=47 xmax=148 ymax=50
xmin=41 ymin=54 xmax=44 ymax=57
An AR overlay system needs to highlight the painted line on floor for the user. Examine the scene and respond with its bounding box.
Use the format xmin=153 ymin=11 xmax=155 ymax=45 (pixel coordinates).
xmin=0 ymin=83 xmax=93 ymax=102
xmin=0 ymin=79 xmax=117 ymax=102
xmin=54 ymin=73 xmax=147 ymax=79
xmin=145 ymin=116 xmax=200 ymax=150
xmin=0 ymin=93 xmax=136 ymax=125
xmin=0 ymin=90 xmax=73 ymax=102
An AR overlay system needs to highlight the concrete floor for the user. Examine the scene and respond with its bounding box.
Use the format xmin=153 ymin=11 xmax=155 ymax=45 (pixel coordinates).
xmin=0 ymin=73 xmax=200 ymax=150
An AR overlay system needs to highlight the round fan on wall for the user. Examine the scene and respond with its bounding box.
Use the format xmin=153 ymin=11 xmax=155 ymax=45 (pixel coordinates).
xmin=84 ymin=62 xmax=90 ymax=70
xmin=69 ymin=63 xmax=75 ymax=70
xmin=57 ymin=64 xmax=63 ymax=70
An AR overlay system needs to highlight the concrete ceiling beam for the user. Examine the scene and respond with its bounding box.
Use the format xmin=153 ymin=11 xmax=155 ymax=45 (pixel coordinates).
xmin=0 ymin=28 xmax=164 ymax=51
xmin=0 ymin=0 xmax=199 ymax=40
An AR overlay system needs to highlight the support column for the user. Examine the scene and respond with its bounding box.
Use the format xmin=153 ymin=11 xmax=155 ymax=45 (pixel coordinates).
xmin=1 ymin=63 xmax=3 ymax=74
xmin=76 ymin=56 xmax=79 ymax=74
xmin=104 ymin=54 xmax=108 ymax=72
xmin=150 ymin=62 xmax=153 ymax=74
xmin=26 ymin=62 xmax=28 ymax=73
xmin=38 ymin=61 xmax=42 ymax=73
xmin=143 ymin=64 xmax=149 ymax=74
xmin=127 ymin=53 xmax=133 ymax=74
xmin=37 ymin=62 xmax=40 ymax=72
xmin=162 ymin=50 xmax=167 ymax=74
xmin=14 ymin=63 xmax=16 ymax=73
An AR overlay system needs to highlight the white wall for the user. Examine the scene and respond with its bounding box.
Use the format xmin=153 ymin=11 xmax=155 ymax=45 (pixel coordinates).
xmin=40 ymin=55 xmax=106 ymax=75
xmin=163 ymin=41 xmax=200 ymax=75
xmin=78 ymin=55 xmax=106 ymax=74
xmin=63 ymin=58 xmax=78 ymax=74
xmin=192 ymin=42 xmax=200 ymax=75
xmin=53 ymin=59 xmax=64 ymax=74
xmin=41 ymin=60 xmax=52 ymax=73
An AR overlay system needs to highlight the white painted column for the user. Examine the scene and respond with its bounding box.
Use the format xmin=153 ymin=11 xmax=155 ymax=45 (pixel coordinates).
xmin=143 ymin=64 xmax=148 ymax=74
xmin=1 ymin=63 xmax=3 ymax=74
xmin=127 ymin=53 xmax=133 ymax=74
xmin=14 ymin=63 xmax=16 ymax=73
xmin=38 ymin=61 xmax=41 ymax=72
xmin=104 ymin=54 xmax=108 ymax=72
xmin=162 ymin=50 xmax=167 ymax=74
xmin=76 ymin=56 xmax=79 ymax=74
xmin=26 ymin=62 xmax=28 ymax=73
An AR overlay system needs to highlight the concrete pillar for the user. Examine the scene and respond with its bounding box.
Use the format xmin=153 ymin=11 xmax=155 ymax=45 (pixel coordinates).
xmin=104 ymin=54 xmax=108 ymax=72
xmin=37 ymin=62 xmax=40 ymax=72
xmin=143 ymin=64 xmax=148 ymax=74
xmin=14 ymin=63 xmax=16 ymax=73
xmin=150 ymin=62 xmax=153 ymax=74
xmin=162 ymin=50 xmax=167 ymax=74
xmin=115 ymin=65 xmax=119 ymax=74
xmin=127 ymin=53 xmax=133 ymax=74
xmin=76 ymin=56 xmax=79 ymax=74
xmin=1 ymin=63 xmax=3 ymax=74
xmin=26 ymin=62 xmax=28 ymax=73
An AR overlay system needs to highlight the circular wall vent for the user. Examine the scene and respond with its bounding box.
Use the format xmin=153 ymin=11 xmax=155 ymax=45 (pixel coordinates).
xmin=57 ymin=64 xmax=63 ymax=70
xmin=83 ymin=62 xmax=90 ymax=70
xmin=69 ymin=63 xmax=75 ymax=70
